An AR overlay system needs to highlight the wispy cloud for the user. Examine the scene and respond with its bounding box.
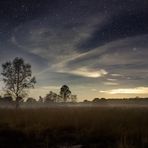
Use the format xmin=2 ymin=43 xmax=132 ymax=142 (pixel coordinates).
xmin=107 ymin=78 xmax=117 ymax=81
xmin=100 ymin=87 xmax=148 ymax=94
xmin=60 ymin=67 xmax=108 ymax=78
xmin=103 ymin=82 xmax=119 ymax=86
xmin=111 ymin=74 xmax=123 ymax=77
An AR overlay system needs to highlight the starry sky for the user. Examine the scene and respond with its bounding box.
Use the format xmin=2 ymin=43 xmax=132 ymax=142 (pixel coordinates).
xmin=0 ymin=0 xmax=148 ymax=100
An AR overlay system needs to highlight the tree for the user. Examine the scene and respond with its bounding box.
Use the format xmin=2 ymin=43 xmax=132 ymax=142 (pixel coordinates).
xmin=44 ymin=91 xmax=54 ymax=103
xmin=44 ymin=91 xmax=58 ymax=103
xmin=26 ymin=97 xmax=36 ymax=104
xmin=38 ymin=96 xmax=44 ymax=103
xmin=1 ymin=57 xmax=36 ymax=108
xmin=0 ymin=94 xmax=13 ymax=104
xmin=60 ymin=85 xmax=71 ymax=102
xmin=71 ymin=95 xmax=77 ymax=103
xmin=92 ymin=98 xmax=106 ymax=104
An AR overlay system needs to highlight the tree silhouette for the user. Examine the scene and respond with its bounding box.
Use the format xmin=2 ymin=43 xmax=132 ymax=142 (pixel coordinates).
xmin=60 ymin=85 xmax=71 ymax=102
xmin=44 ymin=91 xmax=54 ymax=103
xmin=1 ymin=57 xmax=36 ymax=108
xmin=45 ymin=91 xmax=59 ymax=103
xmin=26 ymin=97 xmax=36 ymax=104
xmin=0 ymin=94 xmax=13 ymax=104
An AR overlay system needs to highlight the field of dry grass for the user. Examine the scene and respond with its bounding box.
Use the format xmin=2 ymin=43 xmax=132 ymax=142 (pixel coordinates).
xmin=0 ymin=106 xmax=148 ymax=148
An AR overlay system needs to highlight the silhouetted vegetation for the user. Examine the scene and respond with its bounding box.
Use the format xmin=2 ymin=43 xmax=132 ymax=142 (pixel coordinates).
xmin=0 ymin=95 xmax=13 ymax=103
xmin=1 ymin=57 xmax=36 ymax=108
xmin=92 ymin=98 xmax=107 ymax=104
xmin=26 ymin=97 xmax=37 ymax=104
xmin=60 ymin=85 xmax=71 ymax=102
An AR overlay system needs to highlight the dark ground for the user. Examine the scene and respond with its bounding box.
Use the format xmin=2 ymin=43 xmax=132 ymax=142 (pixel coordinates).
xmin=0 ymin=106 xmax=148 ymax=148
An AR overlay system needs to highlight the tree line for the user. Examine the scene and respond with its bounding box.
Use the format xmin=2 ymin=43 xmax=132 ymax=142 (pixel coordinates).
xmin=0 ymin=57 xmax=77 ymax=108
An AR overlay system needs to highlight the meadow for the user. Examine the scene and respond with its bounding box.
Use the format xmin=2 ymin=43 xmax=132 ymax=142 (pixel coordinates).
xmin=0 ymin=106 xmax=148 ymax=148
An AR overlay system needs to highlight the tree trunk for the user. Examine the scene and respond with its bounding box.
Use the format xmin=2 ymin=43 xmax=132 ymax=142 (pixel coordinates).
xmin=15 ymin=96 xmax=19 ymax=109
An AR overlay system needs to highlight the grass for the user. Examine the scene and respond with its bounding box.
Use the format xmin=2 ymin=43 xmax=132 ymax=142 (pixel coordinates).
xmin=0 ymin=106 xmax=148 ymax=147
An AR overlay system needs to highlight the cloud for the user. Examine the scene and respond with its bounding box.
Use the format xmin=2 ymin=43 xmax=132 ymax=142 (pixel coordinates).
xmin=103 ymin=82 xmax=119 ymax=86
xmin=107 ymin=78 xmax=117 ymax=81
xmin=8 ymin=4 xmax=148 ymax=84
xmin=30 ymin=33 xmax=148 ymax=89
xmin=3 ymin=21 xmax=148 ymax=94
xmin=58 ymin=67 xmax=108 ymax=78
xmin=91 ymin=88 xmax=97 ymax=92
xmin=111 ymin=74 xmax=123 ymax=77
xmin=65 ymin=35 xmax=148 ymax=82
xmin=0 ymin=0 xmax=148 ymax=100
xmin=77 ymin=9 xmax=148 ymax=51
xmin=100 ymin=87 xmax=148 ymax=94
xmin=66 ymin=34 xmax=148 ymax=66
xmin=11 ymin=13 xmax=104 ymax=61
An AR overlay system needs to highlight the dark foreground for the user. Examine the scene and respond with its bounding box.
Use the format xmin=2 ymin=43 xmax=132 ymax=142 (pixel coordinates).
xmin=0 ymin=106 xmax=148 ymax=148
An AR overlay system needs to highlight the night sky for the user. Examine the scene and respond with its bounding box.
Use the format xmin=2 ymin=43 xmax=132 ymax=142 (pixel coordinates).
xmin=0 ymin=0 xmax=148 ymax=100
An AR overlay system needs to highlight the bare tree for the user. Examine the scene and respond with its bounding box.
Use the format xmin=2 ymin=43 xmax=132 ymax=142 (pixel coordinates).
xmin=1 ymin=57 xmax=36 ymax=108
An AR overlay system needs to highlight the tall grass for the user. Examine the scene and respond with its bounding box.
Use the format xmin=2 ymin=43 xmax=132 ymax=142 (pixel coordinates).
xmin=0 ymin=106 xmax=148 ymax=147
